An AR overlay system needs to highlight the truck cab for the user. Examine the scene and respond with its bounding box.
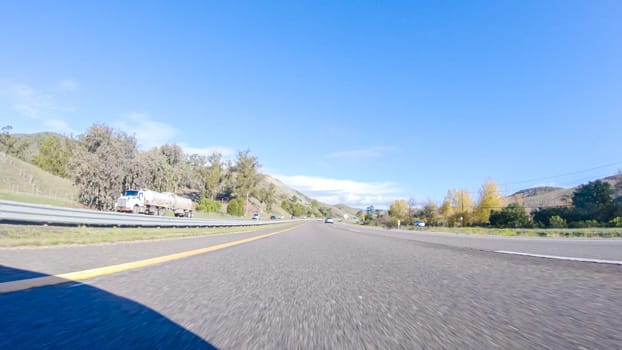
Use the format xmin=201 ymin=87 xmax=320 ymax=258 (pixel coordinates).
xmin=114 ymin=190 xmax=144 ymax=214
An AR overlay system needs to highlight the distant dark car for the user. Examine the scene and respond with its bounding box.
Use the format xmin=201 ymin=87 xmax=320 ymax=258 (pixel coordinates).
xmin=324 ymin=217 xmax=334 ymax=224
xmin=270 ymin=215 xmax=277 ymax=220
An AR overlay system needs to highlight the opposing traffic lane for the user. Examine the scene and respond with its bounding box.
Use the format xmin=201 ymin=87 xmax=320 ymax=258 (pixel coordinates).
xmin=342 ymin=224 xmax=622 ymax=261
xmin=1 ymin=221 xmax=620 ymax=349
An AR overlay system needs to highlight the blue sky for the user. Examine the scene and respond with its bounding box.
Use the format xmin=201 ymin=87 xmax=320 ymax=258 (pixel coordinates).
xmin=1 ymin=1 xmax=621 ymax=208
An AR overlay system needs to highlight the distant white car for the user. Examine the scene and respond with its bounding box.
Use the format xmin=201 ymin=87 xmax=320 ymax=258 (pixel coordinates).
xmin=325 ymin=217 xmax=334 ymax=224
xmin=252 ymin=213 xmax=260 ymax=220
xmin=413 ymin=220 xmax=425 ymax=227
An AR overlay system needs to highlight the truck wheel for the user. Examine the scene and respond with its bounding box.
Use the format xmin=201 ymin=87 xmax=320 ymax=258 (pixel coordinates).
xmin=133 ymin=205 xmax=139 ymax=214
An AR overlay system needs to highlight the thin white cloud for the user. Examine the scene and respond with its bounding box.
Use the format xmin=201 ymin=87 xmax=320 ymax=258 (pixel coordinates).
xmin=326 ymin=146 xmax=397 ymax=159
xmin=113 ymin=113 xmax=178 ymax=149
xmin=10 ymin=84 xmax=55 ymax=119
xmin=179 ymin=144 xmax=237 ymax=160
xmin=272 ymin=174 xmax=402 ymax=208
xmin=3 ymin=83 xmax=77 ymax=134
xmin=57 ymin=79 xmax=78 ymax=92
xmin=45 ymin=119 xmax=78 ymax=135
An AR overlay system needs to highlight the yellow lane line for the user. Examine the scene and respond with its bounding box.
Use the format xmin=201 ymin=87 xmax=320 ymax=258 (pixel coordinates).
xmin=0 ymin=223 xmax=305 ymax=294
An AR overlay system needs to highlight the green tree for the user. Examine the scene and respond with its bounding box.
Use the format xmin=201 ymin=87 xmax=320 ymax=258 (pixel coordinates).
xmin=259 ymin=183 xmax=277 ymax=212
xmin=159 ymin=144 xmax=184 ymax=166
xmin=310 ymin=200 xmax=320 ymax=216
xmin=474 ymin=180 xmax=504 ymax=224
xmin=136 ymin=148 xmax=176 ymax=192
xmin=323 ymin=207 xmax=333 ymax=218
xmin=227 ymin=197 xmax=245 ymax=216
xmin=232 ymin=149 xmax=260 ymax=215
xmin=0 ymin=125 xmax=15 ymax=154
xmin=572 ymin=180 xmax=615 ymax=222
xmin=532 ymin=207 xmax=573 ymax=227
xmin=196 ymin=197 xmax=222 ymax=212
xmin=69 ymin=124 xmax=138 ymax=210
xmin=389 ymin=199 xmax=409 ymax=221
xmin=281 ymin=198 xmax=310 ymax=217
xmin=489 ymin=203 xmax=531 ymax=228
xmin=281 ymin=199 xmax=290 ymax=212
xmin=549 ymin=215 xmax=567 ymax=228
xmin=421 ymin=201 xmax=439 ymax=225
xmin=204 ymin=152 xmax=223 ymax=200
xmin=609 ymin=217 xmax=622 ymax=227
xmin=184 ymin=153 xmax=207 ymax=191
xmin=32 ymin=135 xmax=72 ymax=177
xmin=291 ymin=202 xmax=307 ymax=217
xmin=0 ymin=125 xmax=29 ymax=159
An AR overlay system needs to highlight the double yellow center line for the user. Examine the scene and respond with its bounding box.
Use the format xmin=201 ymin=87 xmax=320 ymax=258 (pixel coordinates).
xmin=0 ymin=223 xmax=304 ymax=294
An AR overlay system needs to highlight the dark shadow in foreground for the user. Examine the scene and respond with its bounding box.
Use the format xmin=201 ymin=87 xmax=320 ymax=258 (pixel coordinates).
xmin=0 ymin=265 xmax=217 ymax=349
xmin=0 ymin=264 xmax=49 ymax=283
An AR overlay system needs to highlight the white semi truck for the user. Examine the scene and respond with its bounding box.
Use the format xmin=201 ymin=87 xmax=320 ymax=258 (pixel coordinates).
xmin=114 ymin=189 xmax=194 ymax=217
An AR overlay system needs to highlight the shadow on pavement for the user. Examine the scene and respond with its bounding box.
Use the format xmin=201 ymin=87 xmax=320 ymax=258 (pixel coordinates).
xmin=0 ymin=264 xmax=49 ymax=283
xmin=0 ymin=265 xmax=217 ymax=349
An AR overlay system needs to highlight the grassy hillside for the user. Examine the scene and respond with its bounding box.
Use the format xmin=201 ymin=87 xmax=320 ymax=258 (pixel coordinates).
xmin=11 ymin=132 xmax=64 ymax=162
xmin=0 ymin=153 xmax=79 ymax=207
xmin=5 ymin=131 xmax=358 ymax=217
xmin=250 ymin=175 xmax=358 ymax=218
xmin=0 ymin=151 xmax=355 ymax=217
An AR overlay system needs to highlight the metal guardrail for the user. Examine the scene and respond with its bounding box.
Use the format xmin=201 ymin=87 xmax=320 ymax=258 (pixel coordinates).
xmin=0 ymin=200 xmax=291 ymax=228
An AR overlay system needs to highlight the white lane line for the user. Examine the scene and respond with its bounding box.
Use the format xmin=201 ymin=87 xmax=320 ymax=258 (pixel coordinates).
xmin=495 ymin=250 xmax=622 ymax=265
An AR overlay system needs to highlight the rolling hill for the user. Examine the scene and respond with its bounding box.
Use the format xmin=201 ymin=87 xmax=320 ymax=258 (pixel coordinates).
xmin=0 ymin=151 xmax=357 ymax=218
xmin=0 ymin=152 xmax=79 ymax=207
xmin=505 ymin=173 xmax=622 ymax=211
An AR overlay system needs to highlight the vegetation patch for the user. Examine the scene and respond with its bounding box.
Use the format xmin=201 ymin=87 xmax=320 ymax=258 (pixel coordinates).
xmin=0 ymin=190 xmax=80 ymax=207
xmin=0 ymin=223 xmax=294 ymax=247
xmin=423 ymin=227 xmax=622 ymax=238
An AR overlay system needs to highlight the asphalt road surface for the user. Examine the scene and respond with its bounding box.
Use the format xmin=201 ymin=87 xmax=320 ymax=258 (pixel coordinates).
xmin=1 ymin=222 xmax=621 ymax=349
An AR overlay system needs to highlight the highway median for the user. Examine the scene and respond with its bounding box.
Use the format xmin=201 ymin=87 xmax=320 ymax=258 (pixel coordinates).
xmin=0 ymin=222 xmax=298 ymax=247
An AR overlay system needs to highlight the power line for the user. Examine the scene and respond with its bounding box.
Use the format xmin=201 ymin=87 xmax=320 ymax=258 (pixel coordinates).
xmin=501 ymin=160 xmax=622 ymax=187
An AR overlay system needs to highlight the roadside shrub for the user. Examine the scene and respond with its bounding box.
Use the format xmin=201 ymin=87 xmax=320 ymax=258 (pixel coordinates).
xmin=381 ymin=216 xmax=400 ymax=229
xmin=609 ymin=217 xmax=622 ymax=227
xmin=569 ymin=220 xmax=600 ymax=228
xmin=196 ymin=198 xmax=222 ymax=213
xmin=226 ymin=198 xmax=244 ymax=216
xmin=533 ymin=207 xmax=573 ymax=227
xmin=489 ymin=203 xmax=531 ymax=228
xmin=549 ymin=215 xmax=567 ymax=228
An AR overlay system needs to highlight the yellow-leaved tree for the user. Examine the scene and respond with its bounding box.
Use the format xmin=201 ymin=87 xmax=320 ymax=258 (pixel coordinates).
xmin=452 ymin=189 xmax=474 ymax=213
xmin=451 ymin=189 xmax=474 ymax=226
xmin=474 ymin=180 xmax=504 ymax=224
xmin=389 ymin=199 xmax=409 ymax=221
xmin=439 ymin=192 xmax=454 ymax=224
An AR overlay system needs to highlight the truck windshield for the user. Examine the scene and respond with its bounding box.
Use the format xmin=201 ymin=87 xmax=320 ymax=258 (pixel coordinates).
xmin=124 ymin=190 xmax=139 ymax=196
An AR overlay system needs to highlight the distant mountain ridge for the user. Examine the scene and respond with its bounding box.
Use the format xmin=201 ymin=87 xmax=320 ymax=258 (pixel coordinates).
xmin=505 ymin=173 xmax=622 ymax=211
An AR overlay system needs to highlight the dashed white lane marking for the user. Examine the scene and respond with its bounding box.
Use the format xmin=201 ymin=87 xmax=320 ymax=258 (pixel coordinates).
xmin=495 ymin=250 xmax=622 ymax=265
